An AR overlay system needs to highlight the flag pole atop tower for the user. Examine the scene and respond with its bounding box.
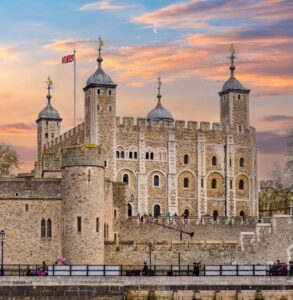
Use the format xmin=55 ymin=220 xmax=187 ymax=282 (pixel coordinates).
xmin=73 ymin=48 xmax=76 ymax=128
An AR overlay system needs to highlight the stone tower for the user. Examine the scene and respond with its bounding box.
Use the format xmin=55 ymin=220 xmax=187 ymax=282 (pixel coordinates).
xmin=219 ymin=44 xmax=250 ymax=131
xmin=36 ymin=77 xmax=62 ymax=161
xmin=61 ymin=144 xmax=106 ymax=264
xmin=83 ymin=39 xmax=117 ymax=180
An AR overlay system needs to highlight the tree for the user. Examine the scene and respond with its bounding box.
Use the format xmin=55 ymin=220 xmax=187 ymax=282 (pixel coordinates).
xmin=285 ymin=129 xmax=293 ymax=178
xmin=0 ymin=143 xmax=21 ymax=176
xmin=271 ymin=160 xmax=284 ymax=190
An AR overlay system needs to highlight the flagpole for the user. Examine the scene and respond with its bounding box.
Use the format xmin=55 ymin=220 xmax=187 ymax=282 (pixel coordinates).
xmin=73 ymin=48 xmax=76 ymax=128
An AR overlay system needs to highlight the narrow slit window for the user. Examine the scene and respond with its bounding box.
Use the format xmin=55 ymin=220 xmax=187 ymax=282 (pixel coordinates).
xmin=77 ymin=216 xmax=82 ymax=232
xmin=96 ymin=218 xmax=100 ymax=233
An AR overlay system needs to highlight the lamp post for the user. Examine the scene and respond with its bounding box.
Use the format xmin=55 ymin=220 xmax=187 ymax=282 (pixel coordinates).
xmin=148 ymin=240 xmax=153 ymax=273
xmin=0 ymin=230 xmax=5 ymax=276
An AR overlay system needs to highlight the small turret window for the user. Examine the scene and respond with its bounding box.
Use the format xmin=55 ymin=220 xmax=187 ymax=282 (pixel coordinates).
xmin=212 ymin=156 xmax=217 ymax=166
xmin=146 ymin=152 xmax=149 ymax=160
xmin=129 ymin=152 xmax=133 ymax=159
xmin=123 ymin=174 xmax=129 ymax=185
xmin=240 ymin=157 xmax=244 ymax=167
xmin=239 ymin=180 xmax=244 ymax=190
xmin=184 ymin=154 xmax=189 ymax=165
xmin=154 ymin=175 xmax=160 ymax=187
xmin=96 ymin=218 xmax=100 ymax=232
xmin=109 ymin=90 xmax=112 ymax=96
xmin=121 ymin=151 xmax=125 ymax=159
xmin=45 ymin=133 xmax=48 ymax=138
xmin=47 ymin=219 xmax=52 ymax=238
xmin=116 ymin=151 xmax=120 ymax=159
xmin=150 ymin=152 xmax=154 ymax=160
xmin=77 ymin=216 xmax=82 ymax=232
xmin=184 ymin=178 xmax=189 ymax=188
xmin=238 ymin=94 xmax=241 ymax=100
xmin=97 ymin=89 xmax=100 ymax=95
xmin=211 ymin=179 xmax=217 ymax=189
xmin=134 ymin=152 xmax=138 ymax=159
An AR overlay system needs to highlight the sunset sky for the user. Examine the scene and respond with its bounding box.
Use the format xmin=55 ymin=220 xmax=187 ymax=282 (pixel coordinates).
xmin=0 ymin=0 xmax=292 ymax=179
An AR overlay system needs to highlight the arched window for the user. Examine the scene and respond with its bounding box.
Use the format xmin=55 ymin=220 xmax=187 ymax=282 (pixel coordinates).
xmin=41 ymin=219 xmax=46 ymax=238
xmin=129 ymin=152 xmax=133 ymax=159
xmin=212 ymin=156 xmax=217 ymax=166
xmin=47 ymin=219 xmax=52 ymax=238
xmin=183 ymin=177 xmax=189 ymax=188
xmin=239 ymin=179 xmax=244 ymax=190
xmin=213 ymin=210 xmax=218 ymax=221
xmin=104 ymin=223 xmax=107 ymax=240
xmin=134 ymin=152 xmax=138 ymax=159
xmin=184 ymin=154 xmax=189 ymax=165
xmin=211 ymin=178 xmax=217 ymax=189
xmin=153 ymin=205 xmax=161 ymax=218
xmin=150 ymin=152 xmax=154 ymax=160
xmin=128 ymin=204 xmax=133 ymax=217
xmin=240 ymin=211 xmax=245 ymax=219
xmin=146 ymin=152 xmax=149 ymax=160
xmin=184 ymin=209 xmax=190 ymax=218
xmin=154 ymin=175 xmax=160 ymax=187
xmin=123 ymin=174 xmax=129 ymax=185
xmin=240 ymin=157 xmax=244 ymax=167
xmin=121 ymin=151 xmax=125 ymax=159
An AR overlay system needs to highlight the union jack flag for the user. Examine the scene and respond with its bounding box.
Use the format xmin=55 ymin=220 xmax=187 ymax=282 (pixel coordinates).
xmin=62 ymin=54 xmax=75 ymax=64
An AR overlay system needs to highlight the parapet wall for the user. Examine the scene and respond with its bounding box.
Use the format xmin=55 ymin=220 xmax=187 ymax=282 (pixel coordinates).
xmin=0 ymin=176 xmax=62 ymax=199
xmin=44 ymin=122 xmax=85 ymax=150
xmin=116 ymin=117 xmax=222 ymax=132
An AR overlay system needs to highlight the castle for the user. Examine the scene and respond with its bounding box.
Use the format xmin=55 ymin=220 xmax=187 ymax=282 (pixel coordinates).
xmin=2 ymin=44 xmax=292 ymax=266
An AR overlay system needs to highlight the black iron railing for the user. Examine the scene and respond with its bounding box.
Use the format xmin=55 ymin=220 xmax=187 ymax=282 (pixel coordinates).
xmin=0 ymin=264 xmax=292 ymax=277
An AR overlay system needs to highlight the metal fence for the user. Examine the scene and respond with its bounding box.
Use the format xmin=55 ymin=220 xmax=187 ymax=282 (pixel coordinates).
xmin=0 ymin=264 xmax=292 ymax=277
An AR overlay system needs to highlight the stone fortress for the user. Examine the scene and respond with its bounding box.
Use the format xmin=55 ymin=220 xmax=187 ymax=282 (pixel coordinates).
xmin=0 ymin=43 xmax=292 ymax=266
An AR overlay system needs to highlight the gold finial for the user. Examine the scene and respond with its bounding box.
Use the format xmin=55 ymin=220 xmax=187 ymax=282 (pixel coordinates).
xmin=46 ymin=76 xmax=53 ymax=88
xmin=157 ymin=76 xmax=162 ymax=87
xmin=98 ymin=36 xmax=104 ymax=48
xmin=230 ymin=44 xmax=235 ymax=56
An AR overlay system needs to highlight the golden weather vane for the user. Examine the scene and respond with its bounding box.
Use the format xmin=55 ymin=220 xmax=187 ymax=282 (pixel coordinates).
xmin=230 ymin=43 xmax=235 ymax=56
xmin=157 ymin=76 xmax=162 ymax=88
xmin=46 ymin=76 xmax=53 ymax=88
xmin=98 ymin=36 xmax=104 ymax=48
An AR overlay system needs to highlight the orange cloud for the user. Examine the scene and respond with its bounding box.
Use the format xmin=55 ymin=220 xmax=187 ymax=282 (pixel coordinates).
xmin=0 ymin=46 xmax=22 ymax=61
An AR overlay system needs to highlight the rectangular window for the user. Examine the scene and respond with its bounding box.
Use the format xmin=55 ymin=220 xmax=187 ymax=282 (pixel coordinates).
xmin=25 ymin=204 xmax=29 ymax=212
xmin=114 ymin=209 xmax=117 ymax=218
xmin=77 ymin=216 xmax=82 ymax=232
xmin=96 ymin=218 xmax=100 ymax=233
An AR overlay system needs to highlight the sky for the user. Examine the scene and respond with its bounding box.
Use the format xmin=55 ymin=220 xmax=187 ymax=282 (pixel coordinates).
xmin=0 ymin=0 xmax=292 ymax=179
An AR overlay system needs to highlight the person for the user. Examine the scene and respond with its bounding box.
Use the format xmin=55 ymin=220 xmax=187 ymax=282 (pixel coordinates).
xmin=282 ymin=262 xmax=287 ymax=276
xmin=289 ymin=261 xmax=293 ymax=276
xmin=276 ymin=260 xmax=282 ymax=275
xmin=193 ymin=262 xmax=200 ymax=276
xmin=42 ymin=261 xmax=48 ymax=276
xmin=26 ymin=266 xmax=32 ymax=276
xmin=141 ymin=262 xmax=149 ymax=276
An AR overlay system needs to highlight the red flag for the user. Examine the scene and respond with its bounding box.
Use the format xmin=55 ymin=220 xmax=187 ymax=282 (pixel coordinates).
xmin=62 ymin=54 xmax=75 ymax=64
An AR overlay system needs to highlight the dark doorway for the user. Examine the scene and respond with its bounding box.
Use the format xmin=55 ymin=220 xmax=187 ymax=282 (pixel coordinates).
xmin=153 ymin=205 xmax=161 ymax=218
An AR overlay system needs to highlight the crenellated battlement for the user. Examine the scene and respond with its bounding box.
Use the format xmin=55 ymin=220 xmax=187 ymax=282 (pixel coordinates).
xmin=44 ymin=122 xmax=85 ymax=150
xmin=116 ymin=116 xmax=223 ymax=133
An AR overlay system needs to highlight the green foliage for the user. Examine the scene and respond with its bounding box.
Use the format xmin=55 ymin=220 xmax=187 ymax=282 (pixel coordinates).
xmin=0 ymin=143 xmax=21 ymax=176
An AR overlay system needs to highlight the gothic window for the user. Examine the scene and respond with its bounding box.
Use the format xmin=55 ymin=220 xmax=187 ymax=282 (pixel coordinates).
xmin=212 ymin=156 xmax=217 ymax=166
xmin=150 ymin=152 xmax=154 ymax=160
xmin=47 ymin=219 xmax=52 ymax=238
xmin=129 ymin=152 xmax=133 ymax=159
xmin=146 ymin=152 xmax=149 ymax=160
xmin=153 ymin=204 xmax=161 ymax=218
xmin=183 ymin=178 xmax=189 ymax=188
xmin=134 ymin=152 xmax=138 ymax=159
xmin=77 ymin=216 xmax=82 ymax=232
xmin=128 ymin=204 xmax=133 ymax=217
xmin=123 ymin=174 xmax=129 ymax=185
xmin=41 ymin=219 xmax=46 ymax=238
xmin=239 ymin=180 xmax=244 ymax=190
xmin=211 ymin=179 xmax=217 ymax=189
xmin=96 ymin=218 xmax=100 ymax=232
xmin=240 ymin=157 xmax=244 ymax=167
xmin=116 ymin=151 xmax=120 ymax=159
xmin=121 ymin=151 xmax=125 ymax=159
xmin=184 ymin=154 xmax=189 ymax=165
xmin=213 ymin=210 xmax=218 ymax=221
xmin=154 ymin=175 xmax=160 ymax=187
